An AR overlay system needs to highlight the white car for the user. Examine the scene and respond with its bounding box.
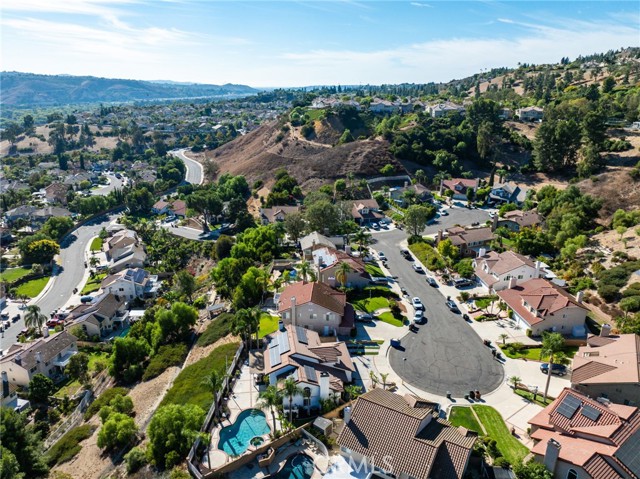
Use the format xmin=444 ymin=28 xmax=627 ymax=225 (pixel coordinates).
xmin=411 ymin=297 xmax=424 ymax=310
xmin=378 ymin=252 xmax=386 ymax=261
xmin=412 ymin=263 xmax=424 ymax=273
xmin=413 ymin=309 xmax=425 ymax=324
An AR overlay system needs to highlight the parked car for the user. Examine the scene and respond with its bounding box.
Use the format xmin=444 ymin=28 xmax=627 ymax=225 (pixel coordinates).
xmin=446 ymin=299 xmax=459 ymax=313
xmin=441 ymin=210 xmax=449 ymax=216
xmin=80 ymin=296 xmax=94 ymax=304
xmin=412 ymin=263 xmax=425 ymax=274
xmin=356 ymin=312 xmax=374 ymax=322
xmin=3 ymin=320 xmax=10 ymax=329
xmin=11 ymin=314 xmax=20 ymax=322
xmin=413 ymin=310 xmax=425 ymax=324
xmin=412 ymin=297 xmax=424 ymax=310
xmin=378 ymin=252 xmax=386 ymax=261
xmin=0 ymin=312 xmax=8 ymax=320
xmin=400 ymin=287 xmax=409 ymax=296
xmin=370 ymin=277 xmax=388 ymax=285
xmin=400 ymin=249 xmax=412 ymax=260
xmin=426 ymin=276 xmax=438 ymax=287
xmin=540 ymin=363 xmax=568 ymax=376
xmin=454 ymin=278 xmax=474 ymax=288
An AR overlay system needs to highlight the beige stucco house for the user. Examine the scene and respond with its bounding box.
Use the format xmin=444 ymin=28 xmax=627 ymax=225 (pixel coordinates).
xmin=312 ymin=246 xmax=370 ymax=289
xmin=474 ymin=250 xmax=543 ymax=292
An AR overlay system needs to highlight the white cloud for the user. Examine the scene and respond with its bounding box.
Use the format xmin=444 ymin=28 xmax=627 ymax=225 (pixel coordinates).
xmin=1 ymin=0 xmax=136 ymax=17
xmin=410 ymin=2 xmax=433 ymax=8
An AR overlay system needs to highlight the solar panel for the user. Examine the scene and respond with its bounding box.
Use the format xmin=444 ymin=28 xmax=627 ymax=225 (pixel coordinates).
xmin=556 ymin=395 xmax=581 ymax=419
xmin=269 ymin=347 xmax=281 ymax=367
xmin=581 ymin=404 xmax=602 ymax=422
xmin=304 ymin=365 xmax=317 ymax=383
xmin=296 ymin=326 xmax=308 ymax=344
xmin=615 ymin=428 xmax=640 ymax=478
xmin=269 ymin=334 xmax=280 ymax=349
xmin=278 ymin=331 xmax=290 ymax=354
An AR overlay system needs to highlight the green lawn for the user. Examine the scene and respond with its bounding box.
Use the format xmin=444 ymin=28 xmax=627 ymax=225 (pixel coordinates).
xmin=352 ymin=296 xmax=390 ymax=314
xmin=377 ymin=312 xmax=405 ymax=327
xmin=81 ymin=273 xmax=106 ymax=294
xmin=500 ymin=345 xmax=579 ymax=361
xmin=258 ymin=313 xmax=279 ymax=338
xmin=473 ymin=405 xmax=529 ymax=464
xmin=364 ymin=263 xmax=384 ymax=278
xmin=448 ymin=406 xmax=483 ymax=433
xmin=0 ymin=267 xmax=31 ymax=283
xmin=53 ymin=377 xmax=81 ymax=399
xmin=89 ymin=237 xmax=103 ymax=251
xmin=161 ymin=341 xmax=240 ymax=411
xmin=305 ymin=108 xmax=326 ymax=121
xmin=54 ymin=350 xmax=111 ymax=399
xmin=15 ymin=276 xmax=50 ymax=298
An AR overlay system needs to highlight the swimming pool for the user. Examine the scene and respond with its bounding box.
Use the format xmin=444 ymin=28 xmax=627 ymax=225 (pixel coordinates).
xmin=218 ymin=409 xmax=270 ymax=456
xmin=273 ymin=454 xmax=314 ymax=479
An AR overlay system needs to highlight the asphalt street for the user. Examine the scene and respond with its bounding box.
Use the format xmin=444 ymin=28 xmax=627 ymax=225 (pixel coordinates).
xmin=374 ymin=228 xmax=505 ymax=397
xmin=424 ymin=205 xmax=492 ymax=235
xmin=171 ymin=148 xmax=204 ymax=185
xmin=91 ymin=173 xmax=124 ymax=196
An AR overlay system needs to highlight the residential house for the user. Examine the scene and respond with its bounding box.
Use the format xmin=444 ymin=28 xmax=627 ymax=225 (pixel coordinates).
xmin=277 ymin=281 xmax=355 ymax=336
xmin=4 ymin=205 xmax=37 ymax=226
xmin=263 ymin=324 xmax=355 ymax=411
xmin=427 ymin=101 xmax=466 ymax=118
xmin=104 ymin=229 xmax=147 ymax=273
xmin=1 ymin=371 xmax=29 ymax=412
xmin=152 ymin=200 xmax=171 ymax=215
xmin=312 ymin=246 xmax=370 ymax=289
xmin=438 ymin=227 xmax=496 ymax=257
xmin=0 ymin=180 xmax=29 ymax=195
xmin=350 ymin=199 xmax=383 ymax=226
xmin=489 ymin=182 xmax=531 ymax=206
xmin=67 ymin=292 xmax=128 ymax=338
xmin=440 ymin=178 xmax=479 ymax=201
xmin=528 ymin=387 xmax=640 ymax=479
xmin=64 ymin=171 xmax=97 ymax=189
xmin=497 ymin=278 xmax=588 ymax=337
xmin=474 ymin=250 xmax=543 ymax=292
xmin=516 ymin=106 xmax=544 ymax=121
xmin=44 ymin=182 xmax=70 ymax=205
xmin=337 ymin=388 xmax=477 ymax=479
xmin=0 ymin=331 xmax=78 ymax=387
xmin=369 ymin=99 xmax=397 ymax=114
xmin=299 ymin=232 xmax=344 ymax=260
xmin=31 ymin=206 xmax=73 ymax=226
xmin=152 ymin=199 xmax=186 ymax=218
xmin=389 ymin=183 xmax=433 ymax=207
xmin=260 ymin=205 xmax=301 ymax=225
xmin=498 ymin=210 xmax=543 ymax=232
xmin=170 ymin=200 xmax=187 ymax=218
xmin=571 ymin=333 xmax=640 ymax=406
xmin=499 ymin=108 xmax=513 ymax=120
xmin=100 ymin=268 xmax=161 ymax=300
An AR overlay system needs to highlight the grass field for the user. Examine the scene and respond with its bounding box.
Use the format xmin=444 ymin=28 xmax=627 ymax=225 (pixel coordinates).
xmin=258 ymin=313 xmax=279 ymax=338
xmin=161 ymin=341 xmax=240 ymax=411
xmin=15 ymin=276 xmax=49 ymax=298
xmin=352 ymin=296 xmax=390 ymax=314
xmin=0 ymin=267 xmax=31 ymax=283
xmin=448 ymin=406 xmax=482 ymax=433
xmin=376 ymin=311 xmax=405 ymax=327
xmin=305 ymin=108 xmax=326 ymax=121
xmin=90 ymin=237 xmax=103 ymax=251
xmin=81 ymin=273 xmax=106 ymax=294
xmin=364 ymin=262 xmax=384 ymax=278
xmin=500 ymin=345 xmax=579 ymax=361
xmin=473 ymin=405 xmax=529 ymax=464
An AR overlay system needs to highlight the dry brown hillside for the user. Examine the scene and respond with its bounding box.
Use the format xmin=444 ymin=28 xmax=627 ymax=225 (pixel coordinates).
xmin=204 ymin=120 xmax=403 ymax=190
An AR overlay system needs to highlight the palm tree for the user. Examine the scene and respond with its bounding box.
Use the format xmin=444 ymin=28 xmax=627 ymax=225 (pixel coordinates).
xmin=230 ymin=312 xmax=249 ymax=350
xmin=509 ymin=375 xmax=521 ymax=390
xmin=201 ymin=369 xmax=226 ymax=412
xmin=24 ymin=305 xmax=46 ymax=333
xmin=541 ymin=332 xmax=565 ymax=400
xmin=380 ymin=373 xmax=389 ymax=390
xmin=281 ymin=377 xmax=302 ymax=425
xmin=353 ymin=229 xmax=372 ymax=254
xmin=369 ymin=370 xmax=379 ymax=388
xmin=257 ymin=385 xmax=282 ymax=433
xmin=298 ymin=260 xmax=311 ymax=283
xmin=499 ymin=333 xmax=509 ymax=346
xmin=335 ymin=261 xmax=352 ymax=290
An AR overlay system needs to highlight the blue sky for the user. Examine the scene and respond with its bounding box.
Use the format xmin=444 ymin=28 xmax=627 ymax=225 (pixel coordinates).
xmin=1 ymin=1 xmax=638 ymax=87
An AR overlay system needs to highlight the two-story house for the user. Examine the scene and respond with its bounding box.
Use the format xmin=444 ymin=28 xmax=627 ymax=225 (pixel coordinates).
xmin=427 ymin=101 xmax=466 ymax=118
xmin=350 ymin=199 xmax=383 ymax=226
xmin=474 ymin=250 xmax=543 ymax=292
xmin=264 ymin=324 xmax=355 ymax=412
xmin=498 ymin=209 xmax=543 ymax=232
xmin=312 ymin=246 xmax=370 ymax=289
xmin=439 ymin=227 xmax=496 ymax=257
xmin=489 ymin=182 xmax=531 ymax=207
xmin=100 ymin=268 xmax=161 ymax=300
xmin=516 ymin=106 xmax=544 ymax=121
xmin=67 ymin=292 xmax=128 ymax=338
xmin=44 ymin=182 xmax=70 ymax=205
xmin=497 ymin=278 xmax=588 ymax=337
xmin=389 ymin=183 xmax=433 ymax=207
xmin=528 ymin=387 xmax=640 ymax=479
xmin=104 ymin=229 xmax=147 ymax=273
xmin=571 ymin=333 xmax=640 ymax=406
xmin=0 ymin=330 xmax=78 ymax=387
xmin=260 ymin=205 xmax=301 ymax=225
xmin=440 ymin=178 xmax=479 ymax=201
xmin=278 ymin=281 xmax=355 ymax=336
xmin=299 ymin=232 xmax=344 ymax=260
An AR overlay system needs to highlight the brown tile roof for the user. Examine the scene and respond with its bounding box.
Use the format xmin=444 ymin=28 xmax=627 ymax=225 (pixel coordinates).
xmin=477 ymin=251 xmax=536 ymax=275
xmin=261 ymin=206 xmax=301 ymax=223
xmin=584 ymin=454 xmax=624 ymax=479
xmin=1 ymin=331 xmax=77 ymax=371
xmin=445 ymin=227 xmax=495 ymax=247
xmin=571 ymin=334 xmax=640 ymax=386
xmin=170 ymin=200 xmax=187 ymax=217
xmin=337 ymin=389 xmax=475 ymax=479
xmin=278 ymin=281 xmax=346 ymax=315
xmin=501 ymin=210 xmax=543 ymax=228
xmin=497 ymin=278 xmax=586 ymax=326
xmin=587 ymin=335 xmax=618 ymax=347
xmin=442 ymin=178 xmax=478 ymax=192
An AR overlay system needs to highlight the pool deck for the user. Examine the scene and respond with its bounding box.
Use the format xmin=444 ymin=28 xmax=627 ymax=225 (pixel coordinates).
xmin=205 ymin=359 xmax=281 ymax=469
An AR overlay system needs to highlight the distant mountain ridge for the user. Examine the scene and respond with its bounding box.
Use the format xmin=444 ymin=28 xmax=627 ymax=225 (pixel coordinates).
xmin=0 ymin=72 xmax=259 ymax=107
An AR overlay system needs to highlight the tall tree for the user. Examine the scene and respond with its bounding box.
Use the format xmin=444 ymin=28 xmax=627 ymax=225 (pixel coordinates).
xmin=281 ymin=377 xmax=302 ymax=426
xmin=541 ymin=332 xmax=565 ymax=400
xmin=335 ymin=261 xmax=352 ymax=290
xmin=24 ymin=305 xmax=46 ymax=333
xmin=0 ymin=407 xmax=49 ymax=477
xmin=403 ymin=204 xmax=433 ymax=237
xmin=257 ymin=385 xmax=282 ymax=433
xmin=173 ymin=270 xmax=196 ymax=302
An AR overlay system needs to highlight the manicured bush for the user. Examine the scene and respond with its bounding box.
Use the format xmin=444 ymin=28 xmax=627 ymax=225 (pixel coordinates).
xmin=494 ymin=457 xmax=511 ymax=468
xmin=143 ymin=344 xmax=188 ymax=381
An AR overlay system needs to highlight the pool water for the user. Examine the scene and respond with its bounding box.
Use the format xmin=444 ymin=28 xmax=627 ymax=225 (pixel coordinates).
xmin=274 ymin=454 xmax=314 ymax=479
xmin=218 ymin=409 xmax=270 ymax=456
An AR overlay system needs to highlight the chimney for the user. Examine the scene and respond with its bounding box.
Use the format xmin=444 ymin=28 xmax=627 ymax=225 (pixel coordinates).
xmin=343 ymin=406 xmax=352 ymax=424
xmin=491 ymin=214 xmax=498 ymax=232
xmin=278 ymin=319 xmax=285 ymax=332
xmin=508 ymin=277 xmax=517 ymax=289
xmin=478 ymin=248 xmax=486 ymax=258
xmin=319 ymin=371 xmax=330 ymax=399
xmin=290 ymin=297 xmax=297 ymax=327
xmin=345 ymin=244 xmax=351 ymax=255
xmin=544 ymin=438 xmax=561 ymax=474
xmin=535 ymin=260 xmax=542 ymax=278
xmin=14 ymin=354 xmax=22 ymax=366
xmin=2 ymin=371 xmax=9 ymax=399
xmin=600 ymin=324 xmax=612 ymax=337
xmin=576 ymin=291 xmax=584 ymax=303
xmin=42 ymin=326 xmax=49 ymax=338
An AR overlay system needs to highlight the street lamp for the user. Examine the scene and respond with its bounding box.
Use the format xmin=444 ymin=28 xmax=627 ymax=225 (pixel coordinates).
xmin=402 ymin=357 xmax=407 ymax=385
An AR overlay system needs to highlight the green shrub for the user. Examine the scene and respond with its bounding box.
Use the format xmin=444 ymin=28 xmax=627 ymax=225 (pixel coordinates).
xmin=143 ymin=344 xmax=188 ymax=381
xmin=124 ymin=446 xmax=147 ymax=473
xmin=494 ymin=457 xmax=511 ymax=468
xmin=84 ymin=387 xmax=129 ymax=420
xmin=196 ymin=312 xmax=233 ymax=347
xmin=46 ymin=425 xmax=95 ymax=466
xmin=598 ymin=284 xmax=620 ymax=303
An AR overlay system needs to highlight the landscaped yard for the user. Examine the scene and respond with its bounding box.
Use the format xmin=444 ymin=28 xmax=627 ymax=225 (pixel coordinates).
xmin=160 ymin=341 xmax=240 ymax=411
xmin=364 ymin=262 xmax=384 ymax=278
xmin=499 ymin=344 xmax=579 ymax=361
xmin=0 ymin=267 xmax=31 ymax=283
xmin=54 ymin=350 xmax=110 ymax=399
xmin=258 ymin=313 xmax=279 ymax=338
xmin=448 ymin=406 xmax=482 ymax=433
xmin=81 ymin=273 xmax=106 ymax=294
xmin=305 ymin=108 xmax=326 ymax=121
xmin=15 ymin=276 xmax=50 ymax=298
xmin=352 ymin=296 xmax=390 ymax=314
xmin=377 ymin=311 xmax=405 ymax=327
xmin=515 ymin=388 xmax=554 ymax=407
xmin=89 ymin=237 xmax=103 ymax=251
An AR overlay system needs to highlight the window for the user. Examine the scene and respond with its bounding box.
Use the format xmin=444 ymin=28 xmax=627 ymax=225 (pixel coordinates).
xmin=303 ymin=387 xmax=311 ymax=406
xmin=566 ymin=469 xmax=578 ymax=479
xmin=518 ymin=275 xmax=523 ymax=279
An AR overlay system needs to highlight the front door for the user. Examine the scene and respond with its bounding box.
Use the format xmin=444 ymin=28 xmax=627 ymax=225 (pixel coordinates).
xmin=323 ymin=325 xmax=330 ymax=336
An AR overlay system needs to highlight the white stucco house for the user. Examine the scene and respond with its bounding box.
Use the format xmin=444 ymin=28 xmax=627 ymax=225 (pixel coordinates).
xmin=474 ymin=250 xmax=544 ymax=292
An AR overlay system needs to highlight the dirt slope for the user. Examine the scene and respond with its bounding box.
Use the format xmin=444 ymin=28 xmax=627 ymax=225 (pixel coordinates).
xmin=205 ymin=120 xmax=402 ymax=190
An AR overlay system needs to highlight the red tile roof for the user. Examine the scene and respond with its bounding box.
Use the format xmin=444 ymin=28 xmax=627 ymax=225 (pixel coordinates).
xmin=571 ymin=334 xmax=640 ymax=386
xmin=278 ymin=281 xmax=346 ymax=315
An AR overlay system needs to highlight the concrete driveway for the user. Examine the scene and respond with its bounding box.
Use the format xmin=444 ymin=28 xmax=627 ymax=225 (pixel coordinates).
xmin=373 ymin=229 xmax=505 ymax=397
